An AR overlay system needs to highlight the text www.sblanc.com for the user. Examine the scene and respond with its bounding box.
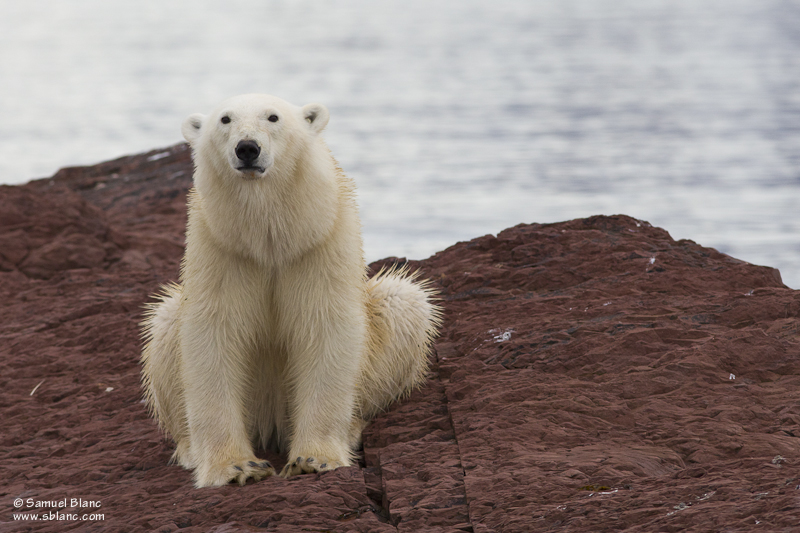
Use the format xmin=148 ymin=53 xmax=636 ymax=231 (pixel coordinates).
xmin=13 ymin=511 xmax=105 ymax=522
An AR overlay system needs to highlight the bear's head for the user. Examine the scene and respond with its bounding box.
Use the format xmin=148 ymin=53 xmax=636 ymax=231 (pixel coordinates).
xmin=181 ymin=94 xmax=330 ymax=182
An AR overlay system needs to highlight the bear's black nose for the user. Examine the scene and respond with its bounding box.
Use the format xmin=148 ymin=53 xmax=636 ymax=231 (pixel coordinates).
xmin=235 ymin=140 xmax=261 ymax=164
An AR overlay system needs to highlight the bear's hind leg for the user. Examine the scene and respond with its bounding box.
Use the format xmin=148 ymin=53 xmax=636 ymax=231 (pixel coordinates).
xmin=354 ymin=268 xmax=441 ymax=441
xmin=141 ymin=283 xmax=193 ymax=469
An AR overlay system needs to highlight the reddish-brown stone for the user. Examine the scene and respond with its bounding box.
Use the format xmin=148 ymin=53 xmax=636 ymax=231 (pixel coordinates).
xmin=1 ymin=145 xmax=798 ymax=531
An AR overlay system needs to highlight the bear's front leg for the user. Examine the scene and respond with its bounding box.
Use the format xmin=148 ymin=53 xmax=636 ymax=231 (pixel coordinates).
xmin=180 ymin=291 xmax=275 ymax=488
xmin=277 ymin=265 xmax=367 ymax=477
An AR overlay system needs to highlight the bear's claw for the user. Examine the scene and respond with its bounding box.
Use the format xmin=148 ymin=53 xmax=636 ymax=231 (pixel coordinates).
xmin=197 ymin=457 xmax=277 ymax=487
xmin=231 ymin=459 xmax=276 ymax=486
xmin=280 ymin=456 xmax=342 ymax=478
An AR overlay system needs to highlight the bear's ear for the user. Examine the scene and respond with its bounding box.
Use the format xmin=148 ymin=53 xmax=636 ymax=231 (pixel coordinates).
xmin=302 ymin=103 xmax=329 ymax=134
xmin=181 ymin=113 xmax=206 ymax=146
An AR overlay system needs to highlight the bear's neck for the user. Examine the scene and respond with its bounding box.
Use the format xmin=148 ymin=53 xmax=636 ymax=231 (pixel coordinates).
xmin=193 ymin=152 xmax=341 ymax=268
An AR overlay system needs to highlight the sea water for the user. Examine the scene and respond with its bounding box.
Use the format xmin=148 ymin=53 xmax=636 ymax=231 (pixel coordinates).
xmin=1 ymin=0 xmax=798 ymax=286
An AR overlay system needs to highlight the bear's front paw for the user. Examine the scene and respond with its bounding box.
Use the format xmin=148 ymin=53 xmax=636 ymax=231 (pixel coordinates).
xmin=195 ymin=458 xmax=276 ymax=487
xmin=280 ymin=456 xmax=344 ymax=478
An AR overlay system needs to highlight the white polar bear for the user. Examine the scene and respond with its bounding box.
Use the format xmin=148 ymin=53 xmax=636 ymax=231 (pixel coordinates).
xmin=140 ymin=94 xmax=441 ymax=488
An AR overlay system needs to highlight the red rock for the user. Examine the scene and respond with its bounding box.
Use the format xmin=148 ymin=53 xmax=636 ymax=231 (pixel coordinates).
xmin=1 ymin=145 xmax=799 ymax=531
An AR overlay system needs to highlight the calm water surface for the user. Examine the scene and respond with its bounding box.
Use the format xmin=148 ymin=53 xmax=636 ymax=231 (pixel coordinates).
xmin=1 ymin=0 xmax=798 ymax=286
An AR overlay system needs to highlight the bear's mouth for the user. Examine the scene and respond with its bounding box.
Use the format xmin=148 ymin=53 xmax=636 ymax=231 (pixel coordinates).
xmin=236 ymin=165 xmax=267 ymax=173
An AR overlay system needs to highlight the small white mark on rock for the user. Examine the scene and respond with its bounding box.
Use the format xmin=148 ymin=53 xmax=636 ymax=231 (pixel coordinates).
xmin=147 ymin=151 xmax=171 ymax=162
xmin=105 ymin=387 xmax=114 ymax=392
xmin=30 ymin=380 xmax=45 ymax=396
xmin=729 ymin=373 xmax=735 ymax=380
xmin=667 ymin=502 xmax=690 ymax=516
xmin=649 ymin=256 xmax=656 ymax=265
xmin=493 ymin=329 xmax=513 ymax=342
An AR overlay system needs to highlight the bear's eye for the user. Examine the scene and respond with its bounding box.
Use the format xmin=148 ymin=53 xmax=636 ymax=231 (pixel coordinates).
xmin=221 ymin=116 xmax=231 ymax=124
xmin=268 ymin=115 xmax=279 ymax=123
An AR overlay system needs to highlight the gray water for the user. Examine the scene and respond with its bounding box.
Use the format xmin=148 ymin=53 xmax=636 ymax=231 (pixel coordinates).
xmin=1 ymin=0 xmax=798 ymax=287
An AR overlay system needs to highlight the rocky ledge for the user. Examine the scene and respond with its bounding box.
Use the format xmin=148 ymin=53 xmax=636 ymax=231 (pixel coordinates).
xmin=1 ymin=145 xmax=799 ymax=532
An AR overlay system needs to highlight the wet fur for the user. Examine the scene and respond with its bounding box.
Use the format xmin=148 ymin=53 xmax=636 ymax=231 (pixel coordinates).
xmin=140 ymin=94 xmax=441 ymax=487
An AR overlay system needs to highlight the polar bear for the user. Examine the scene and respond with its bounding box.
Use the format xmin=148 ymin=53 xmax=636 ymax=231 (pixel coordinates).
xmin=140 ymin=94 xmax=441 ymax=488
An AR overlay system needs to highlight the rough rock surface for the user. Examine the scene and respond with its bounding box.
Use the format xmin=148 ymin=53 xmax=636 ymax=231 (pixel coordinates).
xmin=1 ymin=145 xmax=799 ymax=532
